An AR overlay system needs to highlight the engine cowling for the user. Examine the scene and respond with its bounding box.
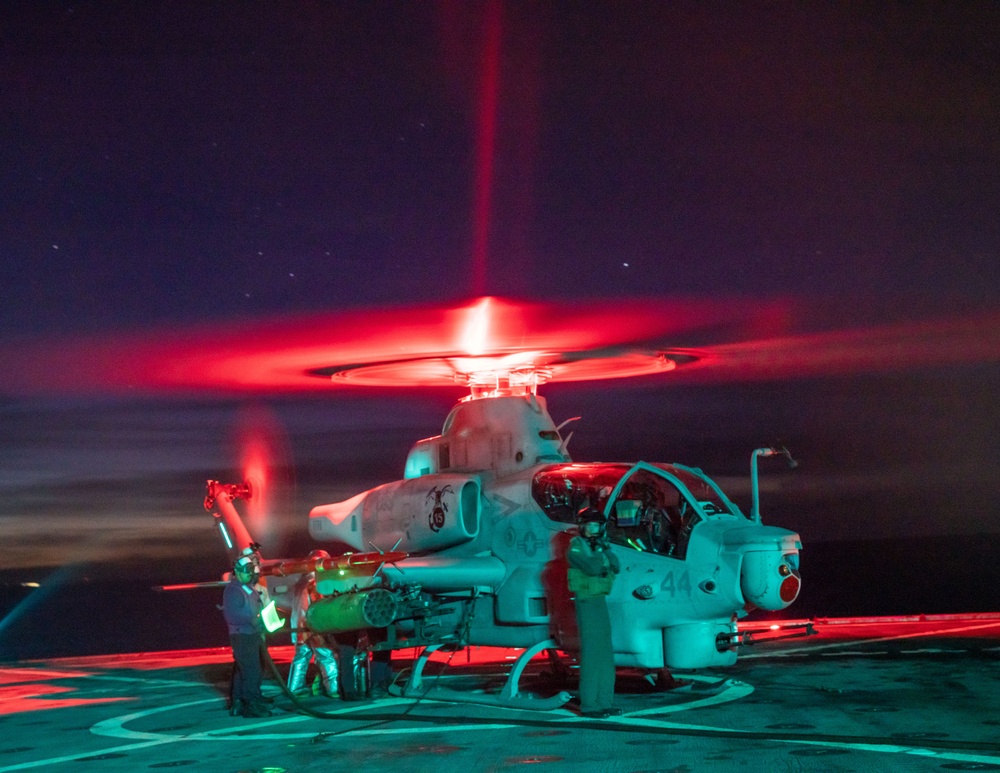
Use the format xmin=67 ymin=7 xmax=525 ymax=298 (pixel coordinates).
xmin=309 ymin=473 xmax=481 ymax=553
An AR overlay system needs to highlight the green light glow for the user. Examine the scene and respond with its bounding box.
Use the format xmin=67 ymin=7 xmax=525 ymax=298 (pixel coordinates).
xmin=261 ymin=600 xmax=286 ymax=632
xmin=218 ymin=522 xmax=233 ymax=549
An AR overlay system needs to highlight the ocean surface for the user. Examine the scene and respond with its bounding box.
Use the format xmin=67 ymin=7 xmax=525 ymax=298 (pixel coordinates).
xmin=2 ymin=534 xmax=998 ymax=662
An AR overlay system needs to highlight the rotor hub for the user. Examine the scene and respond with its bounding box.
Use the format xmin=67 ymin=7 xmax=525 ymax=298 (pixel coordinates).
xmin=455 ymin=361 xmax=553 ymax=399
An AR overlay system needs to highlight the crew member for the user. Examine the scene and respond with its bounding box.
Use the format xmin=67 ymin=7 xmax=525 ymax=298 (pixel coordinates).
xmin=223 ymin=555 xmax=272 ymax=718
xmin=325 ymin=628 xmax=392 ymax=700
xmin=331 ymin=631 xmax=363 ymax=701
xmin=239 ymin=544 xmax=271 ymax=604
xmin=287 ymin=559 xmax=339 ymax=698
xmin=567 ymin=506 xmax=621 ymax=718
xmin=368 ymin=629 xmax=393 ymax=699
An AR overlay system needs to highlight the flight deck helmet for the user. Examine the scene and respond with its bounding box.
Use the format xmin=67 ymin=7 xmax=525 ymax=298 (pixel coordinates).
xmin=233 ymin=555 xmax=256 ymax=582
xmin=576 ymin=505 xmax=607 ymax=539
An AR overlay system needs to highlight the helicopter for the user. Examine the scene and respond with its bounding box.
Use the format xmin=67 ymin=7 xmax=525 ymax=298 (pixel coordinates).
xmin=6 ymin=294 xmax=994 ymax=705
xmin=200 ymin=297 xmax=807 ymax=709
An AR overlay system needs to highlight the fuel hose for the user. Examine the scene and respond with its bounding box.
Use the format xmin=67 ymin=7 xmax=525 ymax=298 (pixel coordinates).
xmin=258 ymin=630 xmax=466 ymax=720
xmin=260 ymin=634 xmax=361 ymax=720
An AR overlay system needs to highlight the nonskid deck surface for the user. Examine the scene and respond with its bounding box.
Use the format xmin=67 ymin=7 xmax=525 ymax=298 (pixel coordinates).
xmin=1 ymin=615 xmax=999 ymax=773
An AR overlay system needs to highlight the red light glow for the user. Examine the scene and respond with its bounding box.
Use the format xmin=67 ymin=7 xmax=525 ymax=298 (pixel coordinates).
xmin=232 ymin=404 xmax=290 ymax=547
xmin=470 ymin=4 xmax=502 ymax=297
xmin=0 ymin=667 xmax=91 ymax=684
xmin=237 ymin=430 xmax=269 ymax=531
xmin=460 ymin=296 xmax=494 ymax=355
xmin=0 ymin=669 xmax=132 ymax=716
xmin=678 ymin=312 xmax=1000 ymax=383
xmin=1 ymin=297 xmax=997 ymax=395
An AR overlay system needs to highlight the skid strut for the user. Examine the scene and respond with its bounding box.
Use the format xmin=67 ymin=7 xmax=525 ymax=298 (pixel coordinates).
xmin=396 ymin=639 xmax=572 ymax=711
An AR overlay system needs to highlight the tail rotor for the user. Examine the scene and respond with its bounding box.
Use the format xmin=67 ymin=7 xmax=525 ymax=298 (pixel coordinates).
xmin=232 ymin=403 xmax=294 ymax=555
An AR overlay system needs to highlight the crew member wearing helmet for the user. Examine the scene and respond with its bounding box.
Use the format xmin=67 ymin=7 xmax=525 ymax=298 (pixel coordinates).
xmin=567 ymin=505 xmax=621 ymax=718
xmin=239 ymin=544 xmax=271 ymax=605
xmin=287 ymin=552 xmax=339 ymax=698
xmin=223 ymin=555 xmax=272 ymax=718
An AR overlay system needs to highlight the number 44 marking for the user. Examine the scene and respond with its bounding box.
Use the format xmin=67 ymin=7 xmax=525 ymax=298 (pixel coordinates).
xmin=660 ymin=570 xmax=692 ymax=597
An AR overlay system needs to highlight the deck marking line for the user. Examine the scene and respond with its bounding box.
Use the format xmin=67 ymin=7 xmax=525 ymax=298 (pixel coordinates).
xmin=554 ymin=714 xmax=1000 ymax=765
xmin=0 ymin=739 xmax=180 ymax=772
xmin=769 ymin=737 xmax=1000 ymax=766
xmin=82 ymin=675 xmax=208 ymax=689
xmin=89 ymin=674 xmax=751 ymax=744
xmin=8 ymin=685 xmax=999 ymax=767
xmin=743 ymin=620 xmax=1000 ymax=658
xmin=93 ymin=696 xmax=519 ymax=742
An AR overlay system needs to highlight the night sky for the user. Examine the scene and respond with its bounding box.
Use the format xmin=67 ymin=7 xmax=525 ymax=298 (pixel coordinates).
xmin=2 ymin=3 xmax=999 ymax=576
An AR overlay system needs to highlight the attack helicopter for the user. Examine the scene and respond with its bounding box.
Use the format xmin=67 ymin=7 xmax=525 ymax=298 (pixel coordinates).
xmin=9 ymin=294 xmax=995 ymax=705
xmin=202 ymin=297 xmax=805 ymax=709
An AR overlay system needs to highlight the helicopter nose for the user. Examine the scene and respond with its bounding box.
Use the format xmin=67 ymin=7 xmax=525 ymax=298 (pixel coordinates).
xmin=741 ymin=550 xmax=801 ymax=610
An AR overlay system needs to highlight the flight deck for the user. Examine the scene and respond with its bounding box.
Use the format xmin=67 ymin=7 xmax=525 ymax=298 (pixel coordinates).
xmin=1 ymin=614 xmax=999 ymax=773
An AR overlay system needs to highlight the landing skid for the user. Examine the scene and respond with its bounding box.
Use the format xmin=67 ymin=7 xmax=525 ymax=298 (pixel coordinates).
xmin=392 ymin=638 xmax=573 ymax=711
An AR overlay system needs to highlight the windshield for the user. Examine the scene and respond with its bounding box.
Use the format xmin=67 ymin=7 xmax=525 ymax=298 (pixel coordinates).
xmin=532 ymin=462 xmax=736 ymax=559
xmin=649 ymin=463 xmax=738 ymax=517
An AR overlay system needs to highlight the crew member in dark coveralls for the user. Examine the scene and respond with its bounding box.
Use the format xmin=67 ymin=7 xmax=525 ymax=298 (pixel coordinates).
xmin=223 ymin=555 xmax=272 ymax=718
xmin=330 ymin=629 xmax=393 ymax=700
xmin=567 ymin=506 xmax=622 ymax=718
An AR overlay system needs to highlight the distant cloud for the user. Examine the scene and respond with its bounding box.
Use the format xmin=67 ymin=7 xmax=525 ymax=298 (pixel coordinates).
xmin=2 ymin=514 xmax=217 ymax=570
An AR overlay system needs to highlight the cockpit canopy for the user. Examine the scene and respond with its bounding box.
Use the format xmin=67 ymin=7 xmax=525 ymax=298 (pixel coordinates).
xmin=532 ymin=462 xmax=742 ymax=560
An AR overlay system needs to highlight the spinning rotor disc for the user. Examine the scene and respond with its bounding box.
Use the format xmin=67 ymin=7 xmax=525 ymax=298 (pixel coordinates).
xmin=310 ymin=349 xmax=699 ymax=387
xmin=1 ymin=296 xmax=998 ymax=396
